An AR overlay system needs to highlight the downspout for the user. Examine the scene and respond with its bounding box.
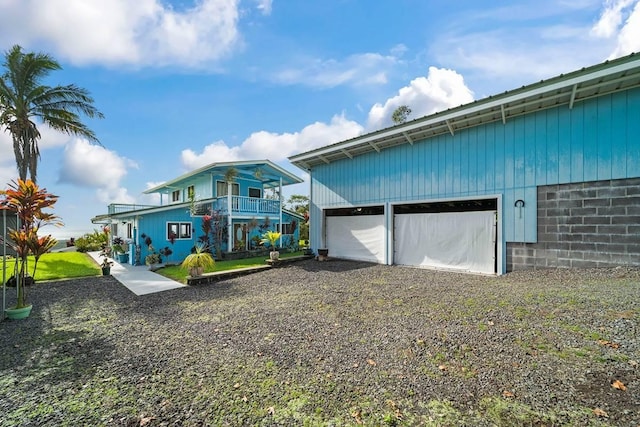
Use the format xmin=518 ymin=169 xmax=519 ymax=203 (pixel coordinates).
xmin=227 ymin=181 xmax=233 ymax=253
xmin=279 ymin=177 xmax=283 ymax=248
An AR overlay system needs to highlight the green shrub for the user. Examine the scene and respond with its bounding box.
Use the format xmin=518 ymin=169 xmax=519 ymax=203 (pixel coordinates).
xmin=74 ymin=229 xmax=109 ymax=252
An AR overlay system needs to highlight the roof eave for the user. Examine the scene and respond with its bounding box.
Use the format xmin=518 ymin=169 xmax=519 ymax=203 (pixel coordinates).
xmin=289 ymin=53 xmax=640 ymax=169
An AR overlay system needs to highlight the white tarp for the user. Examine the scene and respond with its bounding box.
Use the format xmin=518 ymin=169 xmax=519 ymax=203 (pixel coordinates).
xmin=326 ymin=215 xmax=385 ymax=263
xmin=394 ymin=210 xmax=496 ymax=274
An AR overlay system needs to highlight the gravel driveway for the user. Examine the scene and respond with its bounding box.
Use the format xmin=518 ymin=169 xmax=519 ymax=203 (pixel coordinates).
xmin=1 ymin=260 xmax=638 ymax=426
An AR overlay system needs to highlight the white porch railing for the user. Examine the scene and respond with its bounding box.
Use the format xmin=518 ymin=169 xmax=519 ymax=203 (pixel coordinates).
xmin=212 ymin=196 xmax=279 ymax=215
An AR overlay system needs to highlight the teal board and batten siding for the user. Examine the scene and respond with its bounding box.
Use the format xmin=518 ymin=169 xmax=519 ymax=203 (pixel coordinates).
xmin=309 ymin=87 xmax=640 ymax=261
xmin=137 ymin=207 xmax=196 ymax=263
xmin=137 ymin=205 xmax=302 ymax=263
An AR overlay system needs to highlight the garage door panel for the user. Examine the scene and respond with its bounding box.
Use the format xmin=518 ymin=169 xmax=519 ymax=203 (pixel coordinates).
xmin=326 ymin=215 xmax=385 ymax=263
xmin=395 ymin=211 xmax=496 ymax=274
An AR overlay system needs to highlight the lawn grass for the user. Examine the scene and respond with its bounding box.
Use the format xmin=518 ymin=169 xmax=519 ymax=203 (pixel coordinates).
xmin=157 ymin=251 xmax=305 ymax=283
xmin=1 ymin=251 xmax=306 ymax=284
xmin=1 ymin=252 xmax=100 ymax=281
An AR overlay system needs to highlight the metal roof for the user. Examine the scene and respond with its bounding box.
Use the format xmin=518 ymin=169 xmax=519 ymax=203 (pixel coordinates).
xmin=144 ymin=159 xmax=303 ymax=194
xmin=289 ymin=53 xmax=640 ymax=171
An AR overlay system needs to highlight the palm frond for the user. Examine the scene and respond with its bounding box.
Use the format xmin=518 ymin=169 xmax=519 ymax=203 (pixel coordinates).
xmin=0 ymin=45 xmax=103 ymax=180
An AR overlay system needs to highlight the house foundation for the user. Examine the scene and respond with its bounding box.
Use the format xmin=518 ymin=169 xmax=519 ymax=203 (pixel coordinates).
xmin=507 ymin=177 xmax=640 ymax=271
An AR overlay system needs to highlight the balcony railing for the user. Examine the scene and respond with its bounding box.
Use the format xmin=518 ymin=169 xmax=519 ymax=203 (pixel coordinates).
xmin=106 ymin=198 xmax=279 ymax=217
xmin=212 ymin=196 xmax=279 ymax=215
xmin=108 ymin=203 xmax=157 ymax=215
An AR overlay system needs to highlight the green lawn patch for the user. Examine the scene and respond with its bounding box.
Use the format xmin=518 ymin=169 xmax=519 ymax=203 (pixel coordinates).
xmin=157 ymin=251 xmax=304 ymax=283
xmin=1 ymin=252 xmax=100 ymax=282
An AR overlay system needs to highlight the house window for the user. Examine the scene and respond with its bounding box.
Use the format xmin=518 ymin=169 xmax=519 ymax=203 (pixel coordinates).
xmin=187 ymin=185 xmax=195 ymax=200
xmin=171 ymin=190 xmax=181 ymax=202
xmin=216 ymin=181 xmax=239 ymax=197
xmin=281 ymin=220 xmax=298 ymax=235
xmin=126 ymin=223 xmax=133 ymax=239
xmin=167 ymin=222 xmax=192 ymax=239
xmin=191 ymin=202 xmax=211 ymax=217
xmin=248 ymin=187 xmax=262 ymax=198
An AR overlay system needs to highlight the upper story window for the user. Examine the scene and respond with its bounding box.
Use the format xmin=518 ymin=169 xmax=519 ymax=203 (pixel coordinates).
xmin=187 ymin=185 xmax=195 ymax=200
xmin=171 ymin=190 xmax=180 ymax=202
xmin=216 ymin=181 xmax=239 ymax=197
xmin=248 ymin=187 xmax=262 ymax=198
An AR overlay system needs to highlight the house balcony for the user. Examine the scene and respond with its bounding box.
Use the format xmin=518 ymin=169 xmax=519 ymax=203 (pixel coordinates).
xmin=108 ymin=203 xmax=157 ymax=215
xmin=212 ymin=196 xmax=280 ymax=216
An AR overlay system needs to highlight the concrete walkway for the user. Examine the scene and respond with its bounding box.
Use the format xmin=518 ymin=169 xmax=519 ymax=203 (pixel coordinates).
xmin=89 ymin=252 xmax=186 ymax=296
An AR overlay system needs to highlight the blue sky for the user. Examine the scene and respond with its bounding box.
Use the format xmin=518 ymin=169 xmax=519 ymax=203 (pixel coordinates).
xmin=0 ymin=0 xmax=639 ymax=239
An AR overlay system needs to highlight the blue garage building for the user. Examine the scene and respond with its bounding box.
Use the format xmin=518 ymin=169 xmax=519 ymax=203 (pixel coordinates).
xmin=290 ymin=54 xmax=640 ymax=274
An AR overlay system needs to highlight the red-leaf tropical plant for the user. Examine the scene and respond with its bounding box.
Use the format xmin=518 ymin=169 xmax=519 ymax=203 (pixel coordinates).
xmin=0 ymin=179 xmax=61 ymax=309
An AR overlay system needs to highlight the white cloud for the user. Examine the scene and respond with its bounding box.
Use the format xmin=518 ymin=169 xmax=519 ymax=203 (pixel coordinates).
xmin=433 ymin=30 xmax=603 ymax=86
xmin=37 ymin=125 xmax=74 ymax=149
xmin=366 ymin=67 xmax=474 ymax=131
xmin=58 ymin=139 xmax=137 ymax=203
xmin=0 ymin=124 xmax=71 ymax=185
xmin=182 ymin=68 xmax=473 ymax=169
xmin=591 ymin=0 xmax=636 ymax=37
xmin=255 ymin=0 xmax=272 ymax=15
xmin=0 ymin=130 xmax=14 ymax=176
xmin=0 ymin=161 xmax=17 ymax=189
xmin=273 ymin=51 xmax=403 ymax=88
xmin=181 ymin=114 xmax=363 ymax=169
xmin=0 ymin=0 xmax=244 ymax=68
xmin=430 ymin=1 xmax=615 ymax=88
xmin=610 ymin=2 xmax=640 ymax=57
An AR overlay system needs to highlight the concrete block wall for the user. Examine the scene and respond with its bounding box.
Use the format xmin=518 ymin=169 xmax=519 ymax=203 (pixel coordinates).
xmin=507 ymin=177 xmax=640 ymax=271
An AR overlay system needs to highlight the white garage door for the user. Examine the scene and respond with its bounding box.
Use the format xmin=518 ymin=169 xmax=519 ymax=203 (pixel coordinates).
xmin=394 ymin=210 xmax=496 ymax=274
xmin=326 ymin=215 xmax=385 ymax=263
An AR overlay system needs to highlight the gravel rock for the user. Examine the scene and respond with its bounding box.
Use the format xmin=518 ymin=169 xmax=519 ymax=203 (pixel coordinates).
xmin=1 ymin=260 xmax=638 ymax=426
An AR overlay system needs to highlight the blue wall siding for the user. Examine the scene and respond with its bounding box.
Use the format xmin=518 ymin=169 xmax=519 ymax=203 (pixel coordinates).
xmin=212 ymin=175 xmax=265 ymax=198
xmin=310 ymin=88 xmax=640 ymax=246
xmin=138 ymin=207 xmax=195 ymax=263
xmin=138 ymin=206 xmax=301 ymax=262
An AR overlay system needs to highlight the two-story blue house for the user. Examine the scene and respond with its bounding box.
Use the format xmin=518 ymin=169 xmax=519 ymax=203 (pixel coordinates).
xmin=92 ymin=160 xmax=304 ymax=265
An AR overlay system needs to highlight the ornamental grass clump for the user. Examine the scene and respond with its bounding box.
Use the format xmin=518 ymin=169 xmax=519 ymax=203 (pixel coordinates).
xmin=261 ymin=230 xmax=281 ymax=249
xmin=181 ymin=243 xmax=215 ymax=277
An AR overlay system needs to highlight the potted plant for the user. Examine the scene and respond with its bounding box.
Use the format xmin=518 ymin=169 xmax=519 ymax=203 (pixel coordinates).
xmin=112 ymin=237 xmax=129 ymax=264
xmin=181 ymin=243 xmax=215 ymax=277
xmin=261 ymin=230 xmax=282 ymax=260
xmin=141 ymin=235 xmax=163 ymax=270
xmin=317 ymin=248 xmax=329 ymax=261
xmin=1 ymin=179 xmax=61 ymax=319
xmin=100 ymin=253 xmax=114 ymax=275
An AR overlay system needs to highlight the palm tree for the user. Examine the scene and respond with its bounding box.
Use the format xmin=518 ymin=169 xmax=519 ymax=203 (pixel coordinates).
xmin=0 ymin=45 xmax=104 ymax=182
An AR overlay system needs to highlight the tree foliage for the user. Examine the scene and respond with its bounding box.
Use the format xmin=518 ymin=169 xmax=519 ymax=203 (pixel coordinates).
xmin=0 ymin=45 xmax=104 ymax=182
xmin=286 ymin=194 xmax=309 ymax=215
xmin=392 ymin=105 xmax=412 ymax=124
xmin=286 ymin=194 xmax=309 ymax=241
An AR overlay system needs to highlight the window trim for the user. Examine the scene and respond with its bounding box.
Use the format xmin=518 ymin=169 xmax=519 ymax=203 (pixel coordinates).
xmin=167 ymin=221 xmax=192 ymax=240
xmin=171 ymin=190 xmax=181 ymax=203
xmin=248 ymin=187 xmax=262 ymax=198
xmin=281 ymin=222 xmax=292 ymax=235
xmin=216 ymin=180 xmax=239 ymax=197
